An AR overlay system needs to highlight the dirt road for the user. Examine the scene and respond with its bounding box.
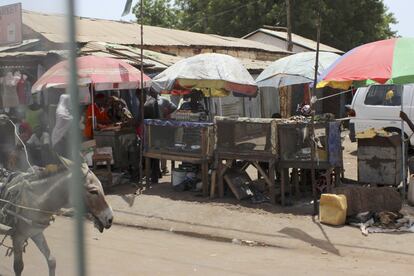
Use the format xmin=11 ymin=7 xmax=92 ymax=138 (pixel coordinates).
xmin=1 ymin=133 xmax=413 ymax=275
xmin=1 ymin=217 xmax=414 ymax=276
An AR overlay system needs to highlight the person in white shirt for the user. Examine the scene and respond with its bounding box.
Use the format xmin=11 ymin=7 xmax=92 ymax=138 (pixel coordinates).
xmin=52 ymin=94 xmax=72 ymax=158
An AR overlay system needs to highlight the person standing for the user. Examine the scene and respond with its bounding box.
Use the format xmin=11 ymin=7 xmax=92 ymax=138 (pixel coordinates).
xmin=144 ymin=91 xmax=161 ymax=183
xmin=157 ymin=95 xmax=177 ymax=174
xmin=178 ymin=90 xmax=205 ymax=113
xmin=83 ymin=93 xmax=110 ymax=139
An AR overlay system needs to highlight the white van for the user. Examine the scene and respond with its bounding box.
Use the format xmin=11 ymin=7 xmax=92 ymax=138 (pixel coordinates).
xmin=348 ymin=84 xmax=414 ymax=145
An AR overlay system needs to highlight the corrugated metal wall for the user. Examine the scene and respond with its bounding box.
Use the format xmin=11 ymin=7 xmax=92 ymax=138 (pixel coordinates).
xmin=259 ymin=87 xmax=280 ymax=118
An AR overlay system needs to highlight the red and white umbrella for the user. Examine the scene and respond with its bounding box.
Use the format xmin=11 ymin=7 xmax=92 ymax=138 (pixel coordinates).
xmin=32 ymin=56 xmax=151 ymax=93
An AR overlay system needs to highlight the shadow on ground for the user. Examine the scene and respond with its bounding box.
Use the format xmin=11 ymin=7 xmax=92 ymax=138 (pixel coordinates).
xmin=106 ymin=179 xmax=315 ymax=216
xmin=279 ymin=227 xmax=341 ymax=256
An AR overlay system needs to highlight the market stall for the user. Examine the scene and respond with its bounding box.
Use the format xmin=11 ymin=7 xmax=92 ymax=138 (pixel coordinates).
xmin=277 ymin=119 xmax=343 ymax=205
xmin=214 ymin=116 xmax=279 ymax=203
xmin=144 ymin=119 xmax=214 ymax=195
xmin=255 ymin=52 xmax=343 ymax=205
xmin=32 ymin=56 xmax=151 ymax=182
xmin=149 ymin=53 xmax=258 ymax=195
xmin=94 ymin=127 xmax=138 ymax=170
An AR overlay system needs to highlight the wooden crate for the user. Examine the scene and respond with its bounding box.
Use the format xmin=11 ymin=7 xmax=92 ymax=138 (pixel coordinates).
xmin=144 ymin=119 xmax=214 ymax=160
xmin=94 ymin=128 xmax=137 ymax=170
xmin=215 ymin=116 xmax=279 ymax=161
xmin=278 ymin=121 xmax=343 ymax=169
xmin=357 ymin=135 xmax=405 ymax=186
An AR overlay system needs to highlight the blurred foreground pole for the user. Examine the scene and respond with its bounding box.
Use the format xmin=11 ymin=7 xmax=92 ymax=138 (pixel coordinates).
xmin=66 ymin=0 xmax=86 ymax=275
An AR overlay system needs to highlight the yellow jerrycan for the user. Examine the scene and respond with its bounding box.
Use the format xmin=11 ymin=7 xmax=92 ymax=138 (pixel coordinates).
xmin=319 ymin=194 xmax=347 ymax=226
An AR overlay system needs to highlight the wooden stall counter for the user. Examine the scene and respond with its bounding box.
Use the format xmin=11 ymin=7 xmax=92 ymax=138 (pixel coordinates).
xmin=94 ymin=127 xmax=138 ymax=170
xmin=214 ymin=116 xmax=280 ymax=204
xmin=277 ymin=120 xmax=343 ymax=205
xmin=144 ymin=119 xmax=214 ymax=196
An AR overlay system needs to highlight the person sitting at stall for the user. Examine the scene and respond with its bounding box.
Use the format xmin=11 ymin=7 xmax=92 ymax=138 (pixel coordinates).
xmin=159 ymin=96 xmax=177 ymax=119
xmin=107 ymin=94 xmax=140 ymax=179
xmin=178 ymin=89 xmax=206 ymax=113
xmin=83 ymin=93 xmax=111 ymax=139
xmin=107 ymin=95 xmax=134 ymax=127
xmin=26 ymin=125 xmax=50 ymax=166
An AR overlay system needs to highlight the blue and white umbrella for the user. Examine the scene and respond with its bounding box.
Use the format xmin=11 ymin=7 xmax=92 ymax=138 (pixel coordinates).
xmin=256 ymin=52 xmax=340 ymax=88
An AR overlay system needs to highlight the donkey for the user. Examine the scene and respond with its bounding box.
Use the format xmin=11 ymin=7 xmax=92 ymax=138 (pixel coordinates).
xmin=0 ymin=158 xmax=113 ymax=276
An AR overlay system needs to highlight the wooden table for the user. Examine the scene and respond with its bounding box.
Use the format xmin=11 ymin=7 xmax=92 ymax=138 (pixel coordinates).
xmin=277 ymin=121 xmax=343 ymax=206
xmin=215 ymin=152 xmax=276 ymax=204
xmin=213 ymin=117 xmax=280 ymax=204
xmin=144 ymin=119 xmax=214 ymax=196
xmin=94 ymin=127 xmax=137 ymax=170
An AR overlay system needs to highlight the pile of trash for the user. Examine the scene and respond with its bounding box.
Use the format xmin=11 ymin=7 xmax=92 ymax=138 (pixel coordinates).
xmin=223 ymin=167 xmax=269 ymax=204
xmin=349 ymin=211 xmax=414 ymax=236
xmin=320 ymin=186 xmax=414 ymax=235
xmin=287 ymin=113 xmax=336 ymax=123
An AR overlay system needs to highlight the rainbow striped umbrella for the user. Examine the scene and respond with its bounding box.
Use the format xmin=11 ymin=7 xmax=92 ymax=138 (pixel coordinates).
xmin=317 ymin=38 xmax=414 ymax=89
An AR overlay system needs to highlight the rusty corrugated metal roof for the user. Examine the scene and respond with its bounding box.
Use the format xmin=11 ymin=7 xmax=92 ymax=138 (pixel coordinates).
xmin=22 ymin=10 xmax=290 ymax=54
xmin=0 ymin=50 xmax=67 ymax=58
xmin=80 ymin=42 xmax=174 ymax=68
xmin=80 ymin=42 xmax=273 ymax=71
xmin=0 ymin=39 xmax=40 ymax=52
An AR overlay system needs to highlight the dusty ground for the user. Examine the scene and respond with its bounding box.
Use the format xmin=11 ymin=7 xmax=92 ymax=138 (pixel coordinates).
xmin=1 ymin=217 xmax=414 ymax=276
xmin=1 ymin=132 xmax=414 ymax=275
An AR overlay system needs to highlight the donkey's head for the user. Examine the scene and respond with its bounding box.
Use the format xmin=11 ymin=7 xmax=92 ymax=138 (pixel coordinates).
xmin=60 ymin=157 xmax=113 ymax=232
xmin=81 ymin=162 xmax=113 ymax=232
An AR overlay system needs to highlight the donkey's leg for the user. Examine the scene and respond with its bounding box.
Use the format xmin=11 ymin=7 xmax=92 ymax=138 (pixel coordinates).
xmin=31 ymin=233 xmax=56 ymax=276
xmin=12 ymin=235 xmax=25 ymax=276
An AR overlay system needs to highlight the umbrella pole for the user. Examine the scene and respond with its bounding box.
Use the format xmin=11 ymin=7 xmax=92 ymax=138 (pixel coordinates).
xmin=401 ymin=90 xmax=407 ymax=199
xmin=139 ymin=0 xmax=145 ymax=187
xmin=311 ymin=6 xmax=322 ymax=216
xmin=91 ymin=84 xmax=96 ymax=131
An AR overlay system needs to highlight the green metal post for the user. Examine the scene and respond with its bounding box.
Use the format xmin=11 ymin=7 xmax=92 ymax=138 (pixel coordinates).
xmin=66 ymin=0 xmax=86 ymax=275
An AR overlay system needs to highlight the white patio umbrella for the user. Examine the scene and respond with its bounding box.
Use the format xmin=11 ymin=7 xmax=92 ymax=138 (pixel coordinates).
xmin=256 ymin=52 xmax=340 ymax=88
xmin=151 ymin=53 xmax=257 ymax=97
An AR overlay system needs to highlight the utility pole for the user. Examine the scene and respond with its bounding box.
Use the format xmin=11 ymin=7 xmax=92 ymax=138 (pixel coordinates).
xmin=203 ymin=13 xmax=208 ymax=33
xmin=286 ymin=0 xmax=293 ymax=52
